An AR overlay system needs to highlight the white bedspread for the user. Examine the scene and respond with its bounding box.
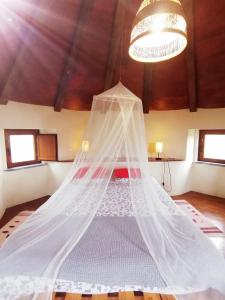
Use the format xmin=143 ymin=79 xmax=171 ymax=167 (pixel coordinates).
xmin=57 ymin=216 xmax=166 ymax=294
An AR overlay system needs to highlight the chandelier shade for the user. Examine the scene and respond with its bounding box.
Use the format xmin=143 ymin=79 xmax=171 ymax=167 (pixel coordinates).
xmin=129 ymin=0 xmax=187 ymax=63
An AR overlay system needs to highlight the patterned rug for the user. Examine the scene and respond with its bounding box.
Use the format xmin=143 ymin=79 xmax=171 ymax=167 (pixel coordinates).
xmin=175 ymin=200 xmax=224 ymax=237
xmin=0 ymin=200 xmax=224 ymax=247
xmin=0 ymin=211 xmax=31 ymax=246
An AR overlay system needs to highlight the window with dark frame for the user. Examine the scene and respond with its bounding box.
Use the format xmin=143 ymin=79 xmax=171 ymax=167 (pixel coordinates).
xmin=4 ymin=129 xmax=58 ymax=168
xmin=198 ymin=129 xmax=225 ymax=164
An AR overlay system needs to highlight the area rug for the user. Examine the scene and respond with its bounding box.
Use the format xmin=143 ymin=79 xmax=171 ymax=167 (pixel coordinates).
xmin=175 ymin=200 xmax=224 ymax=237
xmin=0 ymin=200 xmax=224 ymax=247
xmin=0 ymin=211 xmax=31 ymax=246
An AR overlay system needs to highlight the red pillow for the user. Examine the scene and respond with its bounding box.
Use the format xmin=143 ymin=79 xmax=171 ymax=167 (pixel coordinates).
xmin=113 ymin=168 xmax=129 ymax=178
xmin=113 ymin=168 xmax=141 ymax=178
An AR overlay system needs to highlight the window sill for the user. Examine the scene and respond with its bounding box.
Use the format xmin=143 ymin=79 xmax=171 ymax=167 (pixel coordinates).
xmin=148 ymin=158 xmax=184 ymax=162
xmin=55 ymin=158 xmax=185 ymax=163
xmin=4 ymin=162 xmax=47 ymax=172
xmin=195 ymin=161 xmax=225 ymax=167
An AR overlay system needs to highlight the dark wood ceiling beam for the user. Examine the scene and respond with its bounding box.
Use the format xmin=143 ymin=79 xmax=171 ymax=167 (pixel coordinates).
xmin=183 ymin=0 xmax=198 ymax=112
xmin=142 ymin=64 xmax=153 ymax=114
xmin=54 ymin=0 xmax=92 ymax=112
xmin=104 ymin=0 xmax=127 ymax=90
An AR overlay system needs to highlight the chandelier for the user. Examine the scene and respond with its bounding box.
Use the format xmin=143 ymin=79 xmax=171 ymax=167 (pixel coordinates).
xmin=129 ymin=0 xmax=187 ymax=63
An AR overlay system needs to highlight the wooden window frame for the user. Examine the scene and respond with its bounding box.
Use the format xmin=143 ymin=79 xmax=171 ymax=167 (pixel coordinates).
xmin=198 ymin=129 xmax=225 ymax=164
xmin=4 ymin=129 xmax=41 ymax=168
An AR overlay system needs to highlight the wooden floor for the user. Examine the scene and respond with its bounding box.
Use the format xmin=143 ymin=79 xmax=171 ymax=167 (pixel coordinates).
xmin=1 ymin=191 xmax=225 ymax=300
xmin=173 ymin=191 xmax=225 ymax=233
xmin=0 ymin=196 xmax=48 ymax=228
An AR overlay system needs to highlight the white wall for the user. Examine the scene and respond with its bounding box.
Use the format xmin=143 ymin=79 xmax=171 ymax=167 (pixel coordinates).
xmin=149 ymin=161 xmax=192 ymax=196
xmin=3 ymin=165 xmax=49 ymax=208
xmin=0 ymin=101 xmax=90 ymax=163
xmin=191 ymin=163 xmax=225 ymax=198
xmin=0 ymin=102 xmax=224 ymax=217
xmin=47 ymin=162 xmax=72 ymax=195
xmin=145 ymin=109 xmax=225 ymax=198
xmin=145 ymin=108 xmax=225 ymax=159
xmin=0 ymin=102 xmax=90 ymax=216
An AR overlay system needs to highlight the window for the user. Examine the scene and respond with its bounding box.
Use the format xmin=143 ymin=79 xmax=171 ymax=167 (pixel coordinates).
xmin=4 ymin=129 xmax=58 ymax=168
xmin=198 ymin=129 xmax=225 ymax=164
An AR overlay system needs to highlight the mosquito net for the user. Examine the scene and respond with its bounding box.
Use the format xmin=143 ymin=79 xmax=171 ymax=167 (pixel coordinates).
xmin=0 ymin=82 xmax=224 ymax=300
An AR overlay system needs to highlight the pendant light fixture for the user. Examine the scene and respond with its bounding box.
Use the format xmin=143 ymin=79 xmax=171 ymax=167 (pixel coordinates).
xmin=129 ymin=0 xmax=187 ymax=63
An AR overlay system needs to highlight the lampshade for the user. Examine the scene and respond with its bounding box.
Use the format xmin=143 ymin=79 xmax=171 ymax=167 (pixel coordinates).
xmin=81 ymin=140 xmax=89 ymax=152
xmin=129 ymin=0 xmax=187 ymax=62
xmin=156 ymin=142 xmax=163 ymax=153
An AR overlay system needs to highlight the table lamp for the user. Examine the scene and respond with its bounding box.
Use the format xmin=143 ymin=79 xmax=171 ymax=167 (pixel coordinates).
xmin=156 ymin=142 xmax=163 ymax=160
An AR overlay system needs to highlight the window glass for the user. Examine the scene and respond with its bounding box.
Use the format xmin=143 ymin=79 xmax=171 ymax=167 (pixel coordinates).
xmin=4 ymin=129 xmax=40 ymax=168
xmin=204 ymin=134 xmax=225 ymax=160
xmin=10 ymin=135 xmax=35 ymax=163
xmin=198 ymin=130 xmax=225 ymax=164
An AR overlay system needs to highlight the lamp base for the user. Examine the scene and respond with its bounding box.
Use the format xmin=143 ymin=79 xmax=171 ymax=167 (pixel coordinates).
xmin=155 ymin=157 xmax=162 ymax=160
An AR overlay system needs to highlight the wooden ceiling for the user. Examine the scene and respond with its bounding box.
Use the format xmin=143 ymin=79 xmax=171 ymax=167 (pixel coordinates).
xmin=0 ymin=0 xmax=225 ymax=113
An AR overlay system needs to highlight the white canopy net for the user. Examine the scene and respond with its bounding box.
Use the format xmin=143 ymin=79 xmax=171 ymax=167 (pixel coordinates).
xmin=0 ymin=83 xmax=224 ymax=300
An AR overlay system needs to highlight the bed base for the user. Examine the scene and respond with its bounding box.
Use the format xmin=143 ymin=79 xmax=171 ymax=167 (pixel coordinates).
xmin=52 ymin=292 xmax=176 ymax=300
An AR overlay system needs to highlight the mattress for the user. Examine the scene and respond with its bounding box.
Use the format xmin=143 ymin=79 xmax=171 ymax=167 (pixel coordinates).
xmin=57 ymin=216 xmax=166 ymax=294
xmin=55 ymin=178 xmax=167 ymax=294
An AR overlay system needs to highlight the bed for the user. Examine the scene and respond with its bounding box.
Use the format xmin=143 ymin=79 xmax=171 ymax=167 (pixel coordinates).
xmin=55 ymin=177 xmax=166 ymax=294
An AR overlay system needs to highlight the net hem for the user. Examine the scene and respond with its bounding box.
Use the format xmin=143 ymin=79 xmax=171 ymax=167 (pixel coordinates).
xmin=0 ymin=276 xmax=202 ymax=299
